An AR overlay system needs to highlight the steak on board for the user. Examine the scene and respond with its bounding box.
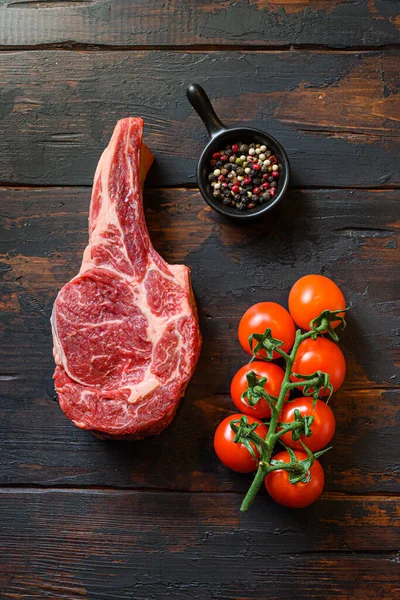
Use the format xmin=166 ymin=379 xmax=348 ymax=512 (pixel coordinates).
xmin=51 ymin=118 xmax=201 ymax=439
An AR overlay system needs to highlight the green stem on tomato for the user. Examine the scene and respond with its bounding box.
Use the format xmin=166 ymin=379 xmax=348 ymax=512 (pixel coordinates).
xmin=272 ymin=347 xmax=292 ymax=363
xmin=240 ymin=325 xmax=326 ymax=512
xmin=271 ymin=419 xmax=312 ymax=443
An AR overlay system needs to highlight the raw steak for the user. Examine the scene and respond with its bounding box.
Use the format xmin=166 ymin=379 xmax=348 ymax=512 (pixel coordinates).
xmin=51 ymin=118 xmax=201 ymax=439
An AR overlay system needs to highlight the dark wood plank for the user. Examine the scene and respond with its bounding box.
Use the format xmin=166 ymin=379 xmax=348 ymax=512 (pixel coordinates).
xmin=0 ymin=50 xmax=399 ymax=187
xmin=0 ymin=0 xmax=399 ymax=48
xmin=0 ymin=187 xmax=398 ymax=491
xmin=0 ymin=490 xmax=398 ymax=600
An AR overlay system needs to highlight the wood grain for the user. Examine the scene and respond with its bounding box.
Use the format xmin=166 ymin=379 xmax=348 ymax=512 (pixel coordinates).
xmin=0 ymin=187 xmax=398 ymax=491
xmin=0 ymin=5 xmax=399 ymax=598
xmin=0 ymin=50 xmax=399 ymax=187
xmin=0 ymin=0 xmax=399 ymax=48
xmin=0 ymin=490 xmax=398 ymax=600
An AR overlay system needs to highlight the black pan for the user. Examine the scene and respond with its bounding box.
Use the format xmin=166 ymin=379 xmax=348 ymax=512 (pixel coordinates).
xmin=186 ymin=83 xmax=290 ymax=220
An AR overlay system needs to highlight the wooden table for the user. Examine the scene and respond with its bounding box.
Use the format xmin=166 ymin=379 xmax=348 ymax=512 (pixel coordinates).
xmin=0 ymin=2 xmax=399 ymax=598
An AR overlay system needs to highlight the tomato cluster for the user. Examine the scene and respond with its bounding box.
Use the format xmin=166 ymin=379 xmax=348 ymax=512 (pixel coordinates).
xmin=214 ymin=274 xmax=347 ymax=509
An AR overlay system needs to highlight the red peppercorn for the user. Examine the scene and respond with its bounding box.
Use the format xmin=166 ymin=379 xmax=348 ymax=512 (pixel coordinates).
xmin=221 ymin=155 xmax=228 ymax=162
xmin=231 ymin=185 xmax=240 ymax=193
xmin=270 ymin=188 xmax=275 ymax=197
xmin=269 ymin=156 xmax=277 ymax=165
xmin=261 ymin=182 xmax=269 ymax=190
xmin=218 ymin=174 xmax=225 ymax=181
xmin=252 ymin=163 xmax=261 ymax=171
xmin=272 ymin=171 xmax=279 ymax=178
xmin=232 ymin=144 xmax=239 ymax=153
xmin=243 ymin=177 xmax=252 ymax=185
xmin=210 ymin=159 xmax=216 ymax=167
xmin=213 ymin=152 xmax=221 ymax=160
xmin=253 ymin=187 xmax=261 ymax=195
xmin=222 ymin=182 xmax=229 ymax=188
xmin=263 ymin=173 xmax=269 ymax=180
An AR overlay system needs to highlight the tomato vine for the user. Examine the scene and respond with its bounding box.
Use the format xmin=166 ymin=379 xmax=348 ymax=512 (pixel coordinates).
xmin=232 ymin=308 xmax=348 ymax=511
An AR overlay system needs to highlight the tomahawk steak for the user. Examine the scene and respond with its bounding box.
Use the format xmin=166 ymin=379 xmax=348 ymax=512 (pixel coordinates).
xmin=51 ymin=118 xmax=201 ymax=439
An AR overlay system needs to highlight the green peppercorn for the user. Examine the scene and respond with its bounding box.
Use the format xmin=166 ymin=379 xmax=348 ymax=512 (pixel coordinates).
xmin=207 ymin=139 xmax=275 ymax=211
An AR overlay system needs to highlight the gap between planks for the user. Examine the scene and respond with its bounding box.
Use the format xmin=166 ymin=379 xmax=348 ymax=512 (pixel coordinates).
xmin=0 ymin=44 xmax=399 ymax=53
xmin=1 ymin=185 xmax=400 ymax=192
xmin=0 ymin=487 xmax=399 ymax=499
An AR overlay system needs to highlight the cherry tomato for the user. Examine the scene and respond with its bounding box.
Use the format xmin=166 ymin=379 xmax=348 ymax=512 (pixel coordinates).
xmin=279 ymin=397 xmax=335 ymax=451
xmin=265 ymin=450 xmax=324 ymax=508
xmin=291 ymin=337 xmax=346 ymax=395
xmin=231 ymin=361 xmax=287 ymax=419
xmin=238 ymin=302 xmax=295 ymax=359
xmin=289 ymin=274 xmax=346 ymax=331
xmin=214 ymin=414 xmax=268 ymax=473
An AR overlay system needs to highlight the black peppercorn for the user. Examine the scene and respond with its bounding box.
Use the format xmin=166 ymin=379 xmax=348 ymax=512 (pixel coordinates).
xmin=207 ymin=139 xmax=279 ymax=211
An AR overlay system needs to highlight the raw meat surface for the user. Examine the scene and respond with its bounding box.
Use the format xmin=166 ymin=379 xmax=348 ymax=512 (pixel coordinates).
xmin=51 ymin=118 xmax=201 ymax=439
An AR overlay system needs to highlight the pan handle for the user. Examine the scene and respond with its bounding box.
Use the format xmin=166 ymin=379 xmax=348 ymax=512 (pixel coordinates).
xmin=186 ymin=84 xmax=226 ymax=139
